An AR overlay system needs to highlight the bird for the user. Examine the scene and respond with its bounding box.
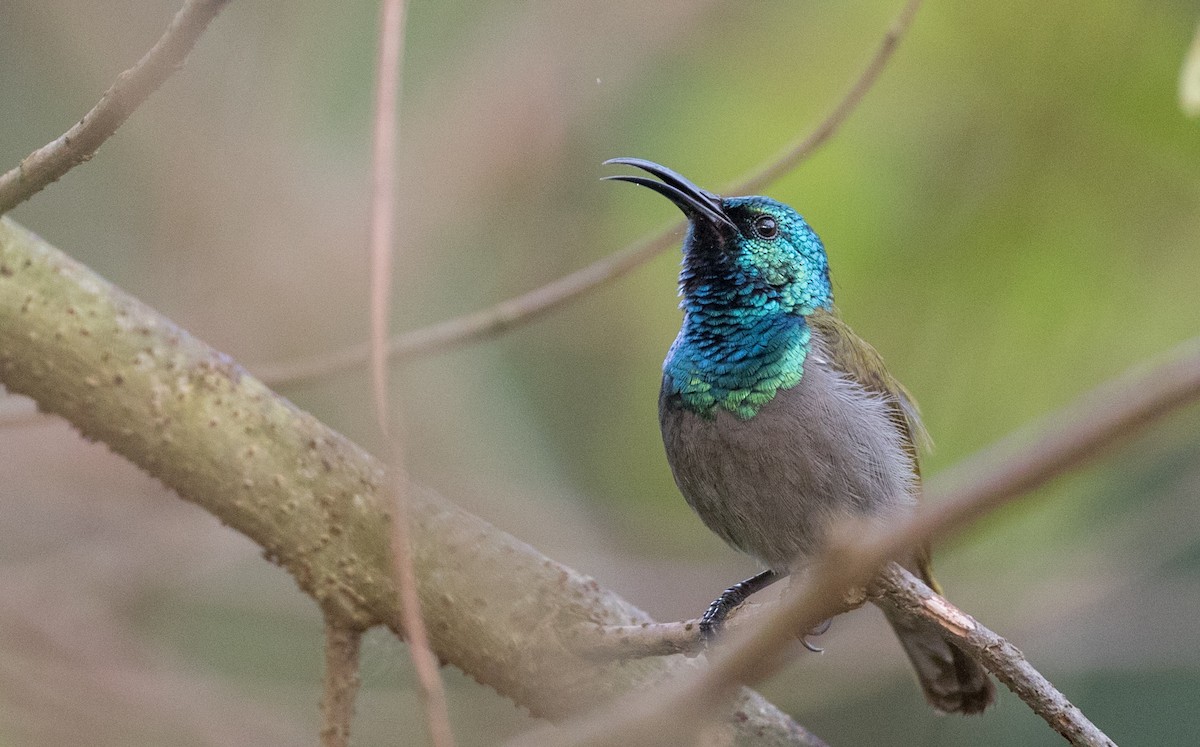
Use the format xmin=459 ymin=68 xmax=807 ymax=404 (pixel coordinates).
xmin=603 ymin=157 xmax=995 ymax=715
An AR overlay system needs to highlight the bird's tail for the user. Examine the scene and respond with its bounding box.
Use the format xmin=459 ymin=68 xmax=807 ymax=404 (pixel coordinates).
xmin=877 ymin=556 xmax=995 ymax=715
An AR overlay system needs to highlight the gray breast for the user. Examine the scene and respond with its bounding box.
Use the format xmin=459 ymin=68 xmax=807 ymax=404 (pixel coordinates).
xmin=658 ymin=334 xmax=917 ymax=571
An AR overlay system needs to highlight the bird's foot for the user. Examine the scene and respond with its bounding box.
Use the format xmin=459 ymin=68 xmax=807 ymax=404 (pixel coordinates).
xmin=694 ymin=569 xmax=782 ymax=651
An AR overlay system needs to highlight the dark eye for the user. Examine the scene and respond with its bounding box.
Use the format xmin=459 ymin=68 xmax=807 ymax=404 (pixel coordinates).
xmin=752 ymin=215 xmax=778 ymax=239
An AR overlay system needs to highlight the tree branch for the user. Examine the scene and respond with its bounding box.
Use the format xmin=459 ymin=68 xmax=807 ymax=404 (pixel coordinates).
xmin=251 ymin=0 xmax=924 ymax=387
xmin=0 ymin=0 xmax=232 ymax=215
xmin=319 ymin=623 xmax=362 ymax=747
xmin=735 ymin=0 xmax=923 ymax=196
xmin=576 ymin=564 xmax=1117 ymax=745
xmin=363 ymin=0 xmax=454 ymax=743
xmin=574 ymin=596 xmax=852 ymax=662
xmin=923 ymin=337 xmax=1200 ymax=534
xmin=871 ymin=565 xmax=1116 ymax=747
xmin=0 ymin=216 xmax=818 ymax=744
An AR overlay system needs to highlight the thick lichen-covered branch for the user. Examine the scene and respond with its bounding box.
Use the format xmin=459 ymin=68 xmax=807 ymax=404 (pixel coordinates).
xmin=0 ymin=217 xmax=820 ymax=746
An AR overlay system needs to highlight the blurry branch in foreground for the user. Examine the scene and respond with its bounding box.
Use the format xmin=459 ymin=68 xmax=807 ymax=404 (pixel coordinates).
xmin=363 ymin=0 xmax=455 ymax=745
xmin=0 ymin=0 xmax=232 ymax=216
xmin=250 ymin=0 xmax=925 ymax=387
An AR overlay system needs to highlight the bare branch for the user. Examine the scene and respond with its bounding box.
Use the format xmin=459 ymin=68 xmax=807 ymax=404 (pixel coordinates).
xmin=574 ymin=618 xmax=714 ymax=661
xmin=251 ymin=0 xmax=924 ymax=387
xmin=0 ymin=0 xmax=232 ymax=215
xmin=923 ymin=337 xmax=1200 ymax=535
xmin=574 ymin=595 xmax=861 ymax=661
xmin=368 ymin=0 xmax=405 ymax=439
xmin=871 ymin=565 xmax=1116 ymax=747
xmin=364 ymin=0 xmax=454 ymax=744
xmin=734 ymin=0 xmax=923 ymax=196
xmin=319 ymin=623 xmax=362 ymax=747
xmin=579 ymin=563 xmax=1116 ymax=745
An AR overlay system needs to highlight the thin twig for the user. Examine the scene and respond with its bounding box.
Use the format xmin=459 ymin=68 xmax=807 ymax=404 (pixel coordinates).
xmin=0 ymin=0 xmax=232 ymax=215
xmin=575 ymin=597 xmax=819 ymax=661
xmin=251 ymin=0 xmax=923 ymax=387
xmin=871 ymin=565 xmax=1116 ymax=747
xmin=734 ymin=0 xmax=922 ymax=196
xmin=319 ymin=623 xmax=363 ymax=747
xmin=366 ymin=1 xmax=455 ymax=745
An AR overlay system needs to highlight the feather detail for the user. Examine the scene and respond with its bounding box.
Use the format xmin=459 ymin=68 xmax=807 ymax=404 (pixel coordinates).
xmin=807 ymin=308 xmax=932 ymax=456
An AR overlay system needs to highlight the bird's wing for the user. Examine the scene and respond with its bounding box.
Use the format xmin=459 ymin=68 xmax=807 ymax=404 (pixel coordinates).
xmin=808 ymin=308 xmax=939 ymax=585
xmin=807 ymin=307 xmax=930 ymax=460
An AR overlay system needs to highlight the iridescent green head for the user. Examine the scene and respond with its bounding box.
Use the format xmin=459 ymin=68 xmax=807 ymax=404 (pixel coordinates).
xmin=604 ymin=158 xmax=832 ymax=318
xmin=605 ymin=158 xmax=833 ymax=418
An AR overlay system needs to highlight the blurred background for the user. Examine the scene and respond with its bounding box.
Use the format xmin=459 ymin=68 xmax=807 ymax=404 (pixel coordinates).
xmin=3 ymin=0 xmax=1200 ymax=744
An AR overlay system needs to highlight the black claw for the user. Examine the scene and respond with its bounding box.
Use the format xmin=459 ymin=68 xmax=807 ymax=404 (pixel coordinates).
xmin=799 ymin=618 xmax=833 ymax=653
xmin=696 ymin=569 xmax=782 ymax=648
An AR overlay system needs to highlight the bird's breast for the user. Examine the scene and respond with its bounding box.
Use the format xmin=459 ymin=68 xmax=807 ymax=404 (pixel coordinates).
xmin=658 ymin=339 xmax=917 ymax=570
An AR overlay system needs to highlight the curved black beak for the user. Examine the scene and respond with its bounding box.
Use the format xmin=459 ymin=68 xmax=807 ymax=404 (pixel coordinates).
xmin=603 ymin=157 xmax=738 ymax=232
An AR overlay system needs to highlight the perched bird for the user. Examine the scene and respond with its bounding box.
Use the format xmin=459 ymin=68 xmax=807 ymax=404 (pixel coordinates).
xmin=604 ymin=157 xmax=994 ymax=714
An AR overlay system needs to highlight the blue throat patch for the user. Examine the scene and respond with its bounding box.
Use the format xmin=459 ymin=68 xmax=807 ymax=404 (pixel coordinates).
xmin=664 ymin=313 xmax=811 ymax=420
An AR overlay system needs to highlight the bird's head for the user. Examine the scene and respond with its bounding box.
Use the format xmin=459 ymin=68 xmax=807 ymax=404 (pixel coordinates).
xmin=604 ymin=158 xmax=832 ymax=317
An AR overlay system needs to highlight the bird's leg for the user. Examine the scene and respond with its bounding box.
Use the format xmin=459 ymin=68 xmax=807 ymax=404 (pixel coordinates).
xmin=699 ymin=569 xmax=782 ymax=644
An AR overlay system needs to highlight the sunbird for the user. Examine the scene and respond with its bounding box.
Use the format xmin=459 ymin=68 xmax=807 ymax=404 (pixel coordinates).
xmin=605 ymin=158 xmax=994 ymax=714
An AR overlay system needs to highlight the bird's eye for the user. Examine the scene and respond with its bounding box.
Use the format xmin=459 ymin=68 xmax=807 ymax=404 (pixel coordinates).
xmin=752 ymin=215 xmax=778 ymax=239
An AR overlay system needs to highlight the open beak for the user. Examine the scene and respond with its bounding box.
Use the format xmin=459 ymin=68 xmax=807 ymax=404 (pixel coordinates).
xmin=603 ymin=157 xmax=738 ymax=232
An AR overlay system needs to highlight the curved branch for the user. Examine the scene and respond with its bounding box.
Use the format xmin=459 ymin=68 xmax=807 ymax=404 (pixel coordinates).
xmin=734 ymin=0 xmax=922 ymax=196
xmin=0 ymin=0 xmax=232 ymax=215
xmin=0 ymin=217 xmax=817 ymax=744
xmin=871 ymin=565 xmax=1115 ymax=747
xmin=252 ymin=0 xmax=923 ymax=387
xmin=252 ymin=228 xmax=681 ymax=384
